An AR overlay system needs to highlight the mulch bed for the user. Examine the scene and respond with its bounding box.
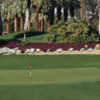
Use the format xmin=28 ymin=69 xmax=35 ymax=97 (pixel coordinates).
xmin=0 ymin=41 xmax=99 ymax=51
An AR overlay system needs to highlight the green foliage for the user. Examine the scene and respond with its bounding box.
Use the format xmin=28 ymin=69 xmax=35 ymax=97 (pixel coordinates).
xmin=46 ymin=19 xmax=99 ymax=43
xmin=0 ymin=31 xmax=48 ymax=43
xmin=21 ymin=39 xmax=29 ymax=46
xmin=45 ymin=34 xmax=55 ymax=42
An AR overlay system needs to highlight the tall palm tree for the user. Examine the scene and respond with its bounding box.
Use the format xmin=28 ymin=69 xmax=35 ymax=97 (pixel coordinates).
xmin=80 ymin=0 xmax=84 ymax=18
xmin=31 ymin=0 xmax=43 ymax=31
xmin=98 ymin=0 xmax=100 ymax=35
xmin=24 ymin=0 xmax=31 ymax=31
xmin=11 ymin=1 xmax=19 ymax=32
xmin=16 ymin=0 xmax=27 ymax=32
xmin=56 ymin=0 xmax=80 ymax=21
xmin=0 ymin=4 xmax=3 ymax=35
xmin=1 ymin=1 xmax=12 ymax=34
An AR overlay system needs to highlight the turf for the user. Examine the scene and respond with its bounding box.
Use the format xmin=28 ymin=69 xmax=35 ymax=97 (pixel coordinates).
xmin=0 ymin=68 xmax=100 ymax=100
xmin=0 ymin=55 xmax=100 ymax=100
xmin=0 ymin=55 xmax=100 ymax=69
xmin=0 ymin=68 xmax=100 ymax=85
xmin=0 ymin=82 xmax=100 ymax=100
xmin=0 ymin=31 xmax=48 ymax=43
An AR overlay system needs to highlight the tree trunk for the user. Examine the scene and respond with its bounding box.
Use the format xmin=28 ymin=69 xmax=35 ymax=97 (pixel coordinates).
xmin=20 ymin=16 xmax=24 ymax=31
xmin=64 ymin=7 xmax=68 ymax=21
xmin=24 ymin=8 xmax=29 ymax=30
xmin=39 ymin=20 xmax=41 ymax=32
xmin=36 ymin=7 xmax=40 ymax=31
xmin=28 ymin=20 xmax=31 ymax=31
xmin=42 ymin=18 xmax=44 ymax=32
xmin=6 ymin=20 xmax=10 ymax=34
xmin=48 ymin=20 xmax=51 ymax=29
xmin=70 ymin=6 xmax=74 ymax=18
xmin=57 ymin=7 xmax=61 ymax=21
xmin=40 ymin=19 xmax=44 ymax=32
xmin=14 ymin=16 xmax=18 ymax=32
xmin=50 ymin=8 xmax=54 ymax=25
xmin=80 ymin=0 xmax=84 ymax=18
xmin=68 ymin=9 xmax=71 ymax=19
xmin=0 ymin=13 xmax=3 ymax=35
xmin=98 ymin=0 xmax=100 ymax=35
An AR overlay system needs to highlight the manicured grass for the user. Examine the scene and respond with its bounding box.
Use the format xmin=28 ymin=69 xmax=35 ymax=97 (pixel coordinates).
xmin=0 ymin=31 xmax=48 ymax=43
xmin=0 ymin=55 xmax=100 ymax=100
xmin=0 ymin=68 xmax=100 ymax=100
xmin=0 ymin=82 xmax=100 ymax=100
xmin=0 ymin=55 xmax=100 ymax=69
xmin=0 ymin=68 xmax=100 ymax=85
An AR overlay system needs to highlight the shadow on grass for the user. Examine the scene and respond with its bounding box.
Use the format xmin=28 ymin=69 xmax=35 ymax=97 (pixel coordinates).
xmin=0 ymin=40 xmax=8 ymax=45
xmin=0 ymin=31 xmax=47 ymax=45
xmin=14 ymin=31 xmax=47 ymax=39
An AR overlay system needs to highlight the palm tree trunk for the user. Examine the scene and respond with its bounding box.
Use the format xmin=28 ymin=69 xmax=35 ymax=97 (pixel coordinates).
xmin=20 ymin=16 xmax=24 ymax=31
xmin=57 ymin=7 xmax=61 ymax=21
xmin=48 ymin=20 xmax=51 ymax=29
xmin=14 ymin=16 xmax=18 ymax=32
xmin=6 ymin=20 xmax=10 ymax=34
xmin=68 ymin=9 xmax=71 ymax=19
xmin=24 ymin=8 xmax=29 ymax=30
xmin=28 ymin=20 xmax=31 ymax=31
xmin=98 ymin=0 xmax=100 ymax=35
xmin=36 ymin=7 xmax=40 ymax=31
xmin=70 ymin=6 xmax=74 ymax=18
xmin=40 ymin=19 xmax=44 ymax=32
xmin=80 ymin=0 xmax=84 ymax=18
xmin=0 ymin=13 xmax=3 ymax=35
xmin=64 ymin=7 xmax=68 ymax=21
xmin=39 ymin=20 xmax=41 ymax=32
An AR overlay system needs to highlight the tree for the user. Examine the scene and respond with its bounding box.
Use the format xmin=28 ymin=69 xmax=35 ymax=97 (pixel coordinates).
xmin=24 ymin=0 xmax=31 ymax=31
xmin=56 ymin=0 xmax=80 ymax=21
xmin=80 ymin=0 xmax=84 ymax=18
xmin=98 ymin=0 xmax=100 ymax=35
xmin=16 ymin=0 xmax=27 ymax=31
xmin=11 ymin=1 xmax=19 ymax=32
xmin=1 ymin=1 xmax=12 ymax=34
xmin=0 ymin=5 xmax=3 ymax=35
xmin=31 ymin=0 xmax=43 ymax=31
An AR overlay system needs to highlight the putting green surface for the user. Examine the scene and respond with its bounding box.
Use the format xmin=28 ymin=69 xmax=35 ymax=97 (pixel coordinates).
xmin=0 ymin=55 xmax=100 ymax=100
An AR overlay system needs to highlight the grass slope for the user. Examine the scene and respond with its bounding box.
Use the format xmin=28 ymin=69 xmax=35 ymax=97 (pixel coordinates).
xmin=0 ymin=31 xmax=48 ymax=43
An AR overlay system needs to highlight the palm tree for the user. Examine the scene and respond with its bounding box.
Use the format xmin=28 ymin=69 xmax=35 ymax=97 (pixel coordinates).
xmin=0 ymin=3 xmax=3 ymax=35
xmin=11 ymin=1 xmax=19 ymax=32
xmin=80 ymin=0 xmax=84 ymax=18
xmin=98 ymin=0 xmax=100 ymax=35
xmin=1 ymin=1 xmax=12 ymax=34
xmin=56 ymin=0 xmax=80 ymax=21
xmin=31 ymin=0 xmax=43 ymax=31
xmin=16 ymin=0 xmax=27 ymax=31
xmin=24 ymin=0 xmax=31 ymax=31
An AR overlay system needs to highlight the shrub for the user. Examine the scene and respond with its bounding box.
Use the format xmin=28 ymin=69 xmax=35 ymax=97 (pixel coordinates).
xmin=46 ymin=19 xmax=99 ymax=43
xmin=45 ymin=34 xmax=55 ymax=42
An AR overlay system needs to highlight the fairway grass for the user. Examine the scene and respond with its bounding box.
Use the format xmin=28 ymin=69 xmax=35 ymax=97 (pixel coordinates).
xmin=0 ymin=55 xmax=100 ymax=100
xmin=0 ymin=68 xmax=100 ymax=100
xmin=0 ymin=55 xmax=100 ymax=69
xmin=0 ymin=68 xmax=100 ymax=85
